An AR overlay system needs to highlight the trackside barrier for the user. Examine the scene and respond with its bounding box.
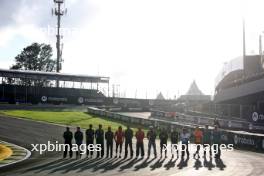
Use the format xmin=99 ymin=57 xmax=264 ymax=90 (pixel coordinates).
xmin=151 ymin=110 xmax=264 ymax=133
xmin=87 ymin=107 xmax=264 ymax=153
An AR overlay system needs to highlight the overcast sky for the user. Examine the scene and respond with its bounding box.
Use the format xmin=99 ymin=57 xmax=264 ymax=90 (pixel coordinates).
xmin=1 ymin=0 xmax=264 ymax=99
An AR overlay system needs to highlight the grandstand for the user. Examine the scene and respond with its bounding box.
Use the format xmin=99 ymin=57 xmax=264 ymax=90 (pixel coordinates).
xmin=213 ymin=55 xmax=264 ymax=124
xmin=0 ymin=68 xmax=109 ymax=104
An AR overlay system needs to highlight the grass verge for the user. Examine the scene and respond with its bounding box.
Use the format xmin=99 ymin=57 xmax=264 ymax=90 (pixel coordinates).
xmin=0 ymin=110 xmax=147 ymax=133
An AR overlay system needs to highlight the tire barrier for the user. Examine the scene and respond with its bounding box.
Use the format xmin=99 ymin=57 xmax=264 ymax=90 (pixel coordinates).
xmin=88 ymin=107 xmax=264 ymax=153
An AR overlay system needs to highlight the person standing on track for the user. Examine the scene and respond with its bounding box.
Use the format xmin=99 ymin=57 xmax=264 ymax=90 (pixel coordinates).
xmin=147 ymin=126 xmax=157 ymax=158
xmin=193 ymin=126 xmax=203 ymax=159
xmin=115 ymin=126 xmax=124 ymax=158
xmin=212 ymin=125 xmax=221 ymax=159
xmin=63 ymin=127 xmax=73 ymax=158
xmin=95 ymin=124 xmax=105 ymax=158
xmin=170 ymin=127 xmax=179 ymax=158
xmin=159 ymin=128 xmax=168 ymax=158
xmin=105 ymin=126 xmax=114 ymax=158
xmin=203 ymin=125 xmax=212 ymax=157
xmin=74 ymin=126 xmax=83 ymax=159
xmin=135 ymin=127 xmax=145 ymax=158
xmin=180 ymin=128 xmax=190 ymax=158
xmin=124 ymin=125 xmax=134 ymax=158
xmin=85 ymin=124 xmax=95 ymax=158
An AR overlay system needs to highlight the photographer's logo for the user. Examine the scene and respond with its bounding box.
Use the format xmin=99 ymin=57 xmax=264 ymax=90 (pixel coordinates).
xmin=41 ymin=96 xmax=47 ymax=102
xmin=252 ymin=112 xmax=259 ymax=122
xmin=31 ymin=141 xmax=101 ymax=154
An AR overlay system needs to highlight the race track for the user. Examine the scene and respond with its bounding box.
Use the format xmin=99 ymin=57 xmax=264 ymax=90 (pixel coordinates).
xmin=0 ymin=115 xmax=264 ymax=176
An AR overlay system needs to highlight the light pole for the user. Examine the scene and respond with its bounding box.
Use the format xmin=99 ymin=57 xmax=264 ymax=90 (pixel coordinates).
xmin=52 ymin=0 xmax=67 ymax=87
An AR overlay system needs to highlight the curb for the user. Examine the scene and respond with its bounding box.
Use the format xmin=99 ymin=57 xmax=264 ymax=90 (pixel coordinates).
xmin=0 ymin=140 xmax=31 ymax=168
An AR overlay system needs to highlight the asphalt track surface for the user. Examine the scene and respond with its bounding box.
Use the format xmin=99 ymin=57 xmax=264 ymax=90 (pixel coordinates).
xmin=1 ymin=115 xmax=264 ymax=176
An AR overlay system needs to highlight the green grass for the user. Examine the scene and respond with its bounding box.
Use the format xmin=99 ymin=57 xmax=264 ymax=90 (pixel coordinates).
xmin=0 ymin=110 xmax=147 ymax=133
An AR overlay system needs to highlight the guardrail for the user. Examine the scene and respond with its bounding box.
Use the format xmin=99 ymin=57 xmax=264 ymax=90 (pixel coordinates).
xmin=87 ymin=107 xmax=264 ymax=153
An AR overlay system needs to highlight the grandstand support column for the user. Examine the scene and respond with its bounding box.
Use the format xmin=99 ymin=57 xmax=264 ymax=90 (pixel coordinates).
xmin=25 ymin=85 xmax=27 ymax=104
xmin=108 ymin=82 xmax=109 ymax=97
xmin=14 ymin=84 xmax=16 ymax=103
xmin=2 ymin=84 xmax=4 ymax=100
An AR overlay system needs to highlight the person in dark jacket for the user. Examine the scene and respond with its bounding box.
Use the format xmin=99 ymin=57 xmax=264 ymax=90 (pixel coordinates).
xmin=105 ymin=126 xmax=114 ymax=158
xmin=212 ymin=125 xmax=221 ymax=159
xmin=124 ymin=125 xmax=134 ymax=158
xmin=95 ymin=124 xmax=104 ymax=158
xmin=147 ymin=126 xmax=157 ymax=158
xmin=63 ymin=127 xmax=73 ymax=158
xmin=86 ymin=124 xmax=95 ymax=158
xmin=74 ymin=127 xmax=83 ymax=159
xmin=159 ymin=128 xmax=168 ymax=158
xmin=203 ymin=125 xmax=212 ymax=157
xmin=135 ymin=127 xmax=145 ymax=158
xmin=170 ymin=128 xmax=179 ymax=158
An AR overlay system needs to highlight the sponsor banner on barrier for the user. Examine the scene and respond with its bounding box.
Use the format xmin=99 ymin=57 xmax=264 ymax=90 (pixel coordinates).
xmin=250 ymin=112 xmax=264 ymax=124
xmin=233 ymin=134 xmax=256 ymax=149
xmin=41 ymin=96 xmax=68 ymax=103
xmin=77 ymin=97 xmax=104 ymax=104
xmin=113 ymin=98 xmax=141 ymax=106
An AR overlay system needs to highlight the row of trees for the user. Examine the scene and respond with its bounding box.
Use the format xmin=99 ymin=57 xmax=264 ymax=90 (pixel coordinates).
xmin=6 ymin=43 xmax=56 ymax=86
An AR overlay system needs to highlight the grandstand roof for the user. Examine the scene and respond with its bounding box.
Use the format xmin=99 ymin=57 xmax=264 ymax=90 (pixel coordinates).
xmin=156 ymin=92 xmax=165 ymax=100
xmin=186 ymin=80 xmax=204 ymax=95
xmin=0 ymin=68 xmax=109 ymax=83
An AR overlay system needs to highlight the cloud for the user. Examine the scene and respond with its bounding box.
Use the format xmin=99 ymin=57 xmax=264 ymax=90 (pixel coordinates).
xmin=0 ymin=0 xmax=97 ymax=47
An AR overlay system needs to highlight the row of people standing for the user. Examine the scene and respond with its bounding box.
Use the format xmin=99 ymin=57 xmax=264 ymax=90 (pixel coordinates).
xmin=63 ymin=124 xmax=222 ymax=159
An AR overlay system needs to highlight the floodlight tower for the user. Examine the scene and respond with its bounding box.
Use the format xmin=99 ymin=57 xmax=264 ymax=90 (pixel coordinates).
xmin=52 ymin=0 xmax=67 ymax=87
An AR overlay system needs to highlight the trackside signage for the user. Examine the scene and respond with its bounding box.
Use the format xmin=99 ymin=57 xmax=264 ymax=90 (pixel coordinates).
xmin=251 ymin=112 xmax=264 ymax=123
xmin=233 ymin=134 xmax=255 ymax=147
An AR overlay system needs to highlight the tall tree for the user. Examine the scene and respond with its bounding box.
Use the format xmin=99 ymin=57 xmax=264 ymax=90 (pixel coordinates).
xmin=11 ymin=43 xmax=55 ymax=71
xmin=10 ymin=43 xmax=56 ymax=86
